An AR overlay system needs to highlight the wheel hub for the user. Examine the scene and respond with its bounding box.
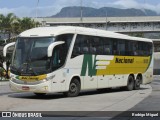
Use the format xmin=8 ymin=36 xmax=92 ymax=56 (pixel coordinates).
xmin=70 ymin=83 xmax=77 ymax=93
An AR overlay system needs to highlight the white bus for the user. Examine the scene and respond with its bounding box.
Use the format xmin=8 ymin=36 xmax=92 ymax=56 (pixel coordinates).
xmin=3 ymin=26 xmax=153 ymax=97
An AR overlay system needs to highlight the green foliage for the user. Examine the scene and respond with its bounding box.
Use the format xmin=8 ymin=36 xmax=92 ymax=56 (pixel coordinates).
xmin=0 ymin=13 xmax=41 ymax=79
xmin=0 ymin=13 xmax=40 ymax=41
xmin=128 ymin=33 xmax=144 ymax=38
xmin=0 ymin=40 xmax=5 ymax=46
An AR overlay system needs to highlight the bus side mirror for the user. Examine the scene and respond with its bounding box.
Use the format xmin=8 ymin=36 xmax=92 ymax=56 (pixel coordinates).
xmin=47 ymin=41 xmax=65 ymax=57
xmin=3 ymin=42 xmax=15 ymax=57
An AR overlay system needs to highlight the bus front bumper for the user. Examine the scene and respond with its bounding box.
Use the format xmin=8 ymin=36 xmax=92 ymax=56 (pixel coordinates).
xmin=9 ymin=80 xmax=51 ymax=93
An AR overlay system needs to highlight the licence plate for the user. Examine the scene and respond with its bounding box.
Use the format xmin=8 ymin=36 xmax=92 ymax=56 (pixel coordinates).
xmin=22 ymin=86 xmax=30 ymax=90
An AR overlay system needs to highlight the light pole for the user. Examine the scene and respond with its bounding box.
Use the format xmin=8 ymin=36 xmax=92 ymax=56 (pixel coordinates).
xmin=36 ymin=0 xmax=39 ymax=19
xmin=106 ymin=11 xmax=110 ymax=30
xmin=80 ymin=0 xmax=83 ymax=22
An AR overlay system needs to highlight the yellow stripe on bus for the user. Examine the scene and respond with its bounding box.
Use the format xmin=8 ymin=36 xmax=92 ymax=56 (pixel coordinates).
xmin=96 ymin=56 xmax=150 ymax=75
xmin=18 ymin=74 xmax=47 ymax=81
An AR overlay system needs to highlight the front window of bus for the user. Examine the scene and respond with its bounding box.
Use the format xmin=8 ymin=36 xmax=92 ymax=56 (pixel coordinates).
xmin=11 ymin=37 xmax=54 ymax=75
xmin=11 ymin=34 xmax=73 ymax=76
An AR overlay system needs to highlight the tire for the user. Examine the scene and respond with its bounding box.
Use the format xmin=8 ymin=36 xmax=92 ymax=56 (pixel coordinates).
xmin=134 ymin=76 xmax=141 ymax=90
xmin=34 ymin=93 xmax=46 ymax=96
xmin=63 ymin=78 xmax=80 ymax=97
xmin=125 ymin=75 xmax=134 ymax=91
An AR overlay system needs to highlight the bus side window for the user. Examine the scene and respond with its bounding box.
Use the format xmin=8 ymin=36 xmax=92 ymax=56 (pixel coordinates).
xmin=104 ymin=38 xmax=112 ymax=55
xmin=89 ymin=36 xmax=98 ymax=55
xmin=117 ymin=39 xmax=125 ymax=55
xmin=97 ymin=39 xmax=103 ymax=55
xmin=112 ymin=39 xmax=118 ymax=55
xmin=71 ymin=35 xmax=82 ymax=58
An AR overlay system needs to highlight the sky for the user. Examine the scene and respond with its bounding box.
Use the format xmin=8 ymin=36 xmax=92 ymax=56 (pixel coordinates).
xmin=0 ymin=0 xmax=160 ymax=17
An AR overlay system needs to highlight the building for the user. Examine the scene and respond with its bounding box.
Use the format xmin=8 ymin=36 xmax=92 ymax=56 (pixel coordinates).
xmin=35 ymin=16 xmax=160 ymax=33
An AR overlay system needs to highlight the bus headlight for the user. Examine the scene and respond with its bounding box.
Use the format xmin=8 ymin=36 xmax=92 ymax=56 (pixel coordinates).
xmin=44 ymin=75 xmax=55 ymax=81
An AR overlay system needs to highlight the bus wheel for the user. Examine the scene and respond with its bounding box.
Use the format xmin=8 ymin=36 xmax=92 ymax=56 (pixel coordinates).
xmin=34 ymin=93 xmax=46 ymax=96
xmin=126 ymin=75 xmax=134 ymax=91
xmin=134 ymin=76 xmax=141 ymax=90
xmin=64 ymin=78 xmax=80 ymax=97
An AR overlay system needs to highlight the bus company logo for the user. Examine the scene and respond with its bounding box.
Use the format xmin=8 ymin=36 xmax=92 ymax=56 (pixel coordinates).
xmin=81 ymin=55 xmax=113 ymax=76
xmin=17 ymin=76 xmax=39 ymax=81
xmin=115 ymin=57 xmax=134 ymax=64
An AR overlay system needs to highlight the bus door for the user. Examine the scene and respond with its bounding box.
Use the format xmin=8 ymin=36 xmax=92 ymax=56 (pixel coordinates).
xmin=51 ymin=45 xmax=66 ymax=91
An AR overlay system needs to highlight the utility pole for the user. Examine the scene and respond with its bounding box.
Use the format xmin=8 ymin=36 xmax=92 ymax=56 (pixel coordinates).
xmin=36 ymin=0 xmax=39 ymax=20
xmin=80 ymin=0 xmax=83 ymax=22
xmin=106 ymin=11 xmax=108 ymax=30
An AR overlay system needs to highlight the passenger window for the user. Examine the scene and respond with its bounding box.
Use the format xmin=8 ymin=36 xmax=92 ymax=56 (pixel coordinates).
xmin=112 ymin=39 xmax=119 ymax=55
xmin=96 ymin=37 xmax=103 ymax=55
xmin=89 ymin=36 xmax=98 ymax=55
xmin=138 ymin=42 xmax=152 ymax=56
xmin=126 ymin=41 xmax=138 ymax=56
xmin=71 ymin=35 xmax=89 ymax=58
xmin=72 ymin=35 xmax=100 ymax=58
xmin=71 ymin=35 xmax=152 ymax=57
xmin=104 ymin=38 xmax=113 ymax=55
xmin=117 ymin=39 xmax=125 ymax=55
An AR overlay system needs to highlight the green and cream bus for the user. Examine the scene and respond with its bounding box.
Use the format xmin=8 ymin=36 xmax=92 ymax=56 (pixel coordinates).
xmin=3 ymin=26 xmax=153 ymax=97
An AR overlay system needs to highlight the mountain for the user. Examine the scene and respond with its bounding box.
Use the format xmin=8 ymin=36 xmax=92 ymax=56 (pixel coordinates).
xmin=52 ymin=6 xmax=158 ymax=17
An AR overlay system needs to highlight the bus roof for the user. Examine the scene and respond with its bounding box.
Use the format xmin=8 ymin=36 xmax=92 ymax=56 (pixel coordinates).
xmin=19 ymin=26 xmax=152 ymax=42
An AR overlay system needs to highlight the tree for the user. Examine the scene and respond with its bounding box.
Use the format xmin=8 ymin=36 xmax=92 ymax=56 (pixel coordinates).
xmin=0 ymin=14 xmax=41 ymax=79
xmin=12 ymin=17 xmax=40 ymax=35
xmin=0 ymin=51 xmax=10 ymax=79
xmin=0 ymin=13 xmax=17 ymax=41
xmin=128 ymin=33 xmax=144 ymax=38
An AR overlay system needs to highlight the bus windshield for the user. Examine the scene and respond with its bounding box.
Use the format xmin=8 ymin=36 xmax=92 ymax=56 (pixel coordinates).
xmin=11 ymin=37 xmax=54 ymax=75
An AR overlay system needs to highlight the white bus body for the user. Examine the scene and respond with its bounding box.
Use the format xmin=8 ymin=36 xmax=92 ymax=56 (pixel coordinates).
xmin=4 ymin=26 xmax=153 ymax=97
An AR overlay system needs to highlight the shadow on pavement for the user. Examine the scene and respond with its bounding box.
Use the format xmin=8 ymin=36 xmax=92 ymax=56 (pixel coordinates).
xmin=8 ymin=86 xmax=150 ymax=100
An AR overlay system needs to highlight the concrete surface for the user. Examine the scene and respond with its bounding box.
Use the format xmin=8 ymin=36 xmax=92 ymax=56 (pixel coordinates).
xmin=3 ymin=84 xmax=151 ymax=111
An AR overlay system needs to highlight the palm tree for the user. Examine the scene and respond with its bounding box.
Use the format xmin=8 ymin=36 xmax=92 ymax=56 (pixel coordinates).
xmin=20 ymin=17 xmax=40 ymax=32
xmin=12 ymin=17 xmax=40 ymax=35
xmin=0 ymin=13 xmax=17 ymax=41
xmin=0 ymin=14 xmax=40 ymax=79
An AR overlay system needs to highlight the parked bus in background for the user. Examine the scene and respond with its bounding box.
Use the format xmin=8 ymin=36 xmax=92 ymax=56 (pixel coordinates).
xmin=3 ymin=26 xmax=153 ymax=97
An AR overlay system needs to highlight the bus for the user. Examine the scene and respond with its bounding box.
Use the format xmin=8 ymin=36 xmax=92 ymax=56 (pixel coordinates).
xmin=3 ymin=26 xmax=153 ymax=97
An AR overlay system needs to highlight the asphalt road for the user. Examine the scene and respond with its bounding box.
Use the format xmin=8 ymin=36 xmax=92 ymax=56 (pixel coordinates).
xmin=111 ymin=76 xmax=160 ymax=120
xmin=0 ymin=77 xmax=160 ymax=120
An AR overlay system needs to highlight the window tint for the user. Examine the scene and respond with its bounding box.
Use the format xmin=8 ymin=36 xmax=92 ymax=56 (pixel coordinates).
xmin=90 ymin=37 xmax=98 ymax=54
xmin=72 ymin=35 xmax=99 ymax=57
xmin=52 ymin=34 xmax=73 ymax=71
xmin=126 ymin=41 xmax=138 ymax=56
xmin=56 ymin=34 xmax=73 ymax=49
xmin=71 ymin=34 xmax=153 ymax=58
xmin=117 ymin=40 xmax=125 ymax=55
xmin=104 ymin=38 xmax=113 ymax=55
xmin=137 ymin=42 xmax=152 ymax=56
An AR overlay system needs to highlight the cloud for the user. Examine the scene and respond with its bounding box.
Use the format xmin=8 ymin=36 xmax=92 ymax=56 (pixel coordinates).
xmin=0 ymin=6 xmax=59 ymax=18
xmin=0 ymin=0 xmax=160 ymax=17
xmin=109 ymin=0 xmax=160 ymax=14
